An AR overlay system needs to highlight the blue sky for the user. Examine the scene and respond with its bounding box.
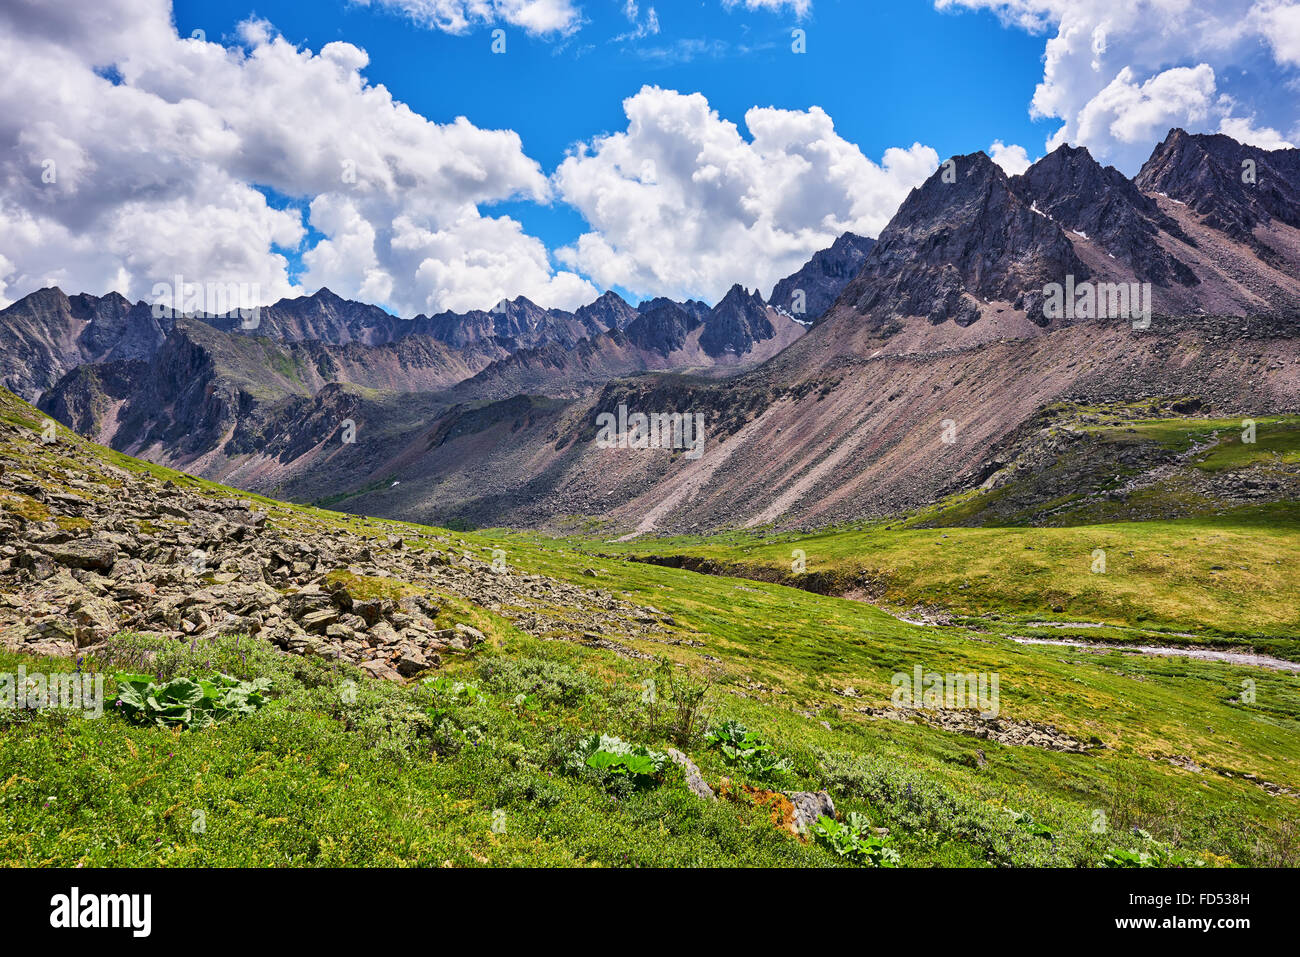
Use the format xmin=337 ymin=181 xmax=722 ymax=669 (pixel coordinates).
xmin=3 ymin=0 xmax=1297 ymax=315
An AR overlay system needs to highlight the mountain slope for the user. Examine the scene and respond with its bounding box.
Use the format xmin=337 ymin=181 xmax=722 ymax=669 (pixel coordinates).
xmin=36 ymin=319 xmax=479 ymax=476
xmin=0 ymin=288 xmax=170 ymax=402
xmin=310 ymin=313 xmax=1298 ymax=532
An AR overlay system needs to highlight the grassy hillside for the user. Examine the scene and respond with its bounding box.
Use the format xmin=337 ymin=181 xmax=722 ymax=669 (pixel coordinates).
xmin=572 ymin=407 xmax=1300 ymax=662
xmin=2 ymin=388 xmax=1299 ymax=867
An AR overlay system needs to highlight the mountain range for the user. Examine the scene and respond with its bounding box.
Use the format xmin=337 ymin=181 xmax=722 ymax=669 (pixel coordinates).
xmin=6 ymin=129 xmax=1300 ymax=534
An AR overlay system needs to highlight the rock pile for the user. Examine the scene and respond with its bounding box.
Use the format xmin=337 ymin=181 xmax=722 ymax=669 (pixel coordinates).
xmin=0 ymin=412 xmax=672 ymax=679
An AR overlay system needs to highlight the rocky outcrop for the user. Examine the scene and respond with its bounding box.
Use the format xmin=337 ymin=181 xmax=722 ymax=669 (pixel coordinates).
xmin=769 ymin=232 xmax=876 ymax=321
xmin=667 ymin=748 xmax=715 ymax=800
xmin=785 ymin=791 xmax=836 ymax=835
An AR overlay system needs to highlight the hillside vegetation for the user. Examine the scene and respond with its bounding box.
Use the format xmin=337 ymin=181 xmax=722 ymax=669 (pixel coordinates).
xmin=2 ymin=387 xmax=1299 ymax=867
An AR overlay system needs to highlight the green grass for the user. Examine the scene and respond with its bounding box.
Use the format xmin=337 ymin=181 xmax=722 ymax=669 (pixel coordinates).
xmin=558 ymin=513 xmax=1300 ymax=650
xmin=1194 ymin=420 xmax=1300 ymax=472
xmin=6 ymin=622 xmax=1291 ymax=867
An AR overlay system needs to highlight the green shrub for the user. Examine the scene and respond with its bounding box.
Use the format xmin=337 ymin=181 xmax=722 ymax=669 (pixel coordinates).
xmin=324 ymin=680 xmax=435 ymax=761
xmin=478 ymin=655 xmax=595 ymax=707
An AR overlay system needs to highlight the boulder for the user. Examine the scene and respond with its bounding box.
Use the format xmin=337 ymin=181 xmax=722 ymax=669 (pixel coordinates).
xmin=300 ymin=608 xmax=340 ymax=632
xmin=360 ymin=658 xmax=401 ymax=681
xmin=667 ymin=748 xmax=715 ymax=800
xmin=395 ymin=644 xmax=434 ymax=677
xmin=38 ymin=539 xmax=117 ymax=572
xmin=352 ymin=598 xmax=385 ymax=626
xmin=69 ymin=596 xmax=120 ymax=646
xmin=454 ymin=623 xmax=487 ymax=644
xmin=785 ymin=791 xmax=836 ymax=835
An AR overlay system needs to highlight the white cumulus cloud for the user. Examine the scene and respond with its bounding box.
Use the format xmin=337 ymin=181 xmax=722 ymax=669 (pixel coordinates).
xmin=0 ymin=0 xmax=595 ymax=312
xmin=936 ymin=0 xmax=1300 ymax=171
xmin=989 ymin=140 xmax=1033 ymax=174
xmin=553 ymin=86 xmax=937 ymax=302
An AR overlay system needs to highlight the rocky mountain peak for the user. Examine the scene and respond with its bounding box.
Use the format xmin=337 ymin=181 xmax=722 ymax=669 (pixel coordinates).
xmin=0 ymin=287 xmax=170 ymax=402
xmin=1136 ymin=127 xmax=1300 ymax=240
xmin=699 ymin=284 xmax=775 ymax=357
xmin=1012 ymin=143 xmax=1198 ymax=286
xmin=768 ymin=231 xmax=876 ymax=322
xmin=624 ymin=300 xmax=700 ymax=354
xmin=575 ymin=289 xmax=639 ymax=334
xmin=831 ymin=150 xmax=1085 ymax=328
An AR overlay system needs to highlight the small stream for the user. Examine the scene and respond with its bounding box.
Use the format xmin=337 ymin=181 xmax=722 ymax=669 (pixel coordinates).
xmin=1009 ymin=636 xmax=1300 ymax=672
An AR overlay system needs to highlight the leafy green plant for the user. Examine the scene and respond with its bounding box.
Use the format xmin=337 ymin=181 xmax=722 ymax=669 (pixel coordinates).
xmin=1103 ymin=830 xmax=1208 ymax=868
xmin=812 ymin=812 xmax=901 ymax=867
xmin=423 ymin=676 xmax=488 ymax=707
xmin=706 ymin=719 xmax=791 ymax=779
xmin=1005 ymin=809 xmax=1056 ymax=840
xmin=577 ymin=734 xmax=667 ymax=790
xmin=112 ymin=673 xmax=270 ymax=729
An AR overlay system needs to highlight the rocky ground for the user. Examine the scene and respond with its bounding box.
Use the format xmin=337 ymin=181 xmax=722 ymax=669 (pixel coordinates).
xmin=951 ymin=398 xmax=1300 ymax=526
xmin=0 ymin=406 xmax=673 ymax=680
